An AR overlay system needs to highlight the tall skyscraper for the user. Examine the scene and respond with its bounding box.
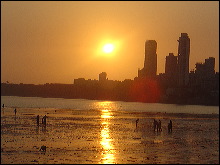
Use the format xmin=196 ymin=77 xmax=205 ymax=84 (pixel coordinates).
xmin=165 ymin=53 xmax=178 ymax=76
xmin=177 ymin=33 xmax=190 ymax=86
xmin=165 ymin=53 xmax=178 ymax=86
xmin=138 ymin=40 xmax=157 ymax=79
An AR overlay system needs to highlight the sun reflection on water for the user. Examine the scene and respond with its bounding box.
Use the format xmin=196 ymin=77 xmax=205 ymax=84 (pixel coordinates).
xmin=98 ymin=101 xmax=115 ymax=164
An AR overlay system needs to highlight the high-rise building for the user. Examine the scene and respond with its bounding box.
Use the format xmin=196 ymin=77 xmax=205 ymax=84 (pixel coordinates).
xmin=165 ymin=53 xmax=178 ymax=86
xmin=204 ymin=57 xmax=215 ymax=78
xmin=177 ymin=33 xmax=190 ymax=86
xmin=138 ymin=40 xmax=157 ymax=79
xmin=165 ymin=53 xmax=178 ymax=77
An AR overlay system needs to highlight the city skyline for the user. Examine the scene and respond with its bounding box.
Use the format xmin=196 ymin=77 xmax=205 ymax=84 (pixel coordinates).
xmin=1 ymin=1 xmax=219 ymax=84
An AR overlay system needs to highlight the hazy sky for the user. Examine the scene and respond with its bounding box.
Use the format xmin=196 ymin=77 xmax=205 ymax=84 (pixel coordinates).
xmin=1 ymin=1 xmax=219 ymax=84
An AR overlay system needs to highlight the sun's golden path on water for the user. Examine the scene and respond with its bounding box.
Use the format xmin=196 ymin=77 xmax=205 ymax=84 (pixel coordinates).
xmin=98 ymin=101 xmax=115 ymax=164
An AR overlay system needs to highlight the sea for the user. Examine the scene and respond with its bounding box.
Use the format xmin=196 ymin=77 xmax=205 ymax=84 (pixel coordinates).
xmin=1 ymin=96 xmax=219 ymax=114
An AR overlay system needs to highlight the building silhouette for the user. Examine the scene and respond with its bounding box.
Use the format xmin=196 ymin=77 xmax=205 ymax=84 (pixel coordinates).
xmin=177 ymin=33 xmax=190 ymax=86
xmin=138 ymin=40 xmax=157 ymax=79
xmin=189 ymin=57 xmax=217 ymax=90
xmin=165 ymin=53 xmax=178 ymax=86
xmin=99 ymin=72 xmax=107 ymax=82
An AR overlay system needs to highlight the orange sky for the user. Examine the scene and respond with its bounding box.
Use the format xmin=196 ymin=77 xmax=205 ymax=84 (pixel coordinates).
xmin=1 ymin=1 xmax=219 ymax=84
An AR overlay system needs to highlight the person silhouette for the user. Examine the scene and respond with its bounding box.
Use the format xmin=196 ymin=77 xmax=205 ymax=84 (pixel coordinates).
xmin=158 ymin=120 xmax=162 ymax=132
xmin=136 ymin=118 xmax=139 ymax=128
xmin=42 ymin=116 xmax=44 ymax=125
xmin=2 ymin=104 xmax=4 ymax=108
xmin=42 ymin=115 xmax=47 ymax=126
xmin=14 ymin=108 xmax=17 ymax=115
xmin=153 ymin=119 xmax=158 ymax=131
xmin=168 ymin=120 xmax=172 ymax=133
xmin=37 ymin=115 xmax=40 ymax=126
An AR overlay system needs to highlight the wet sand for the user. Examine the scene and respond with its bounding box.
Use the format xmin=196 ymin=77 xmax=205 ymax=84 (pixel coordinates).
xmin=1 ymin=107 xmax=219 ymax=164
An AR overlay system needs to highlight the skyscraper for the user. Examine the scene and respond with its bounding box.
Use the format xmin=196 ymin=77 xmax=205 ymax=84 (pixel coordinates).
xmin=165 ymin=53 xmax=178 ymax=77
xmin=165 ymin=53 xmax=178 ymax=86
xmin=138 ymin=40 xmax=157 ymax=79
xmin=177 ymin=33 xmax=190 ymax=86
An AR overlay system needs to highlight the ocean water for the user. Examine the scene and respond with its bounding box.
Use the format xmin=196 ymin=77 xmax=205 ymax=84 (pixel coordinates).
xmin=1 ymin=96 xmax=219 ymax=114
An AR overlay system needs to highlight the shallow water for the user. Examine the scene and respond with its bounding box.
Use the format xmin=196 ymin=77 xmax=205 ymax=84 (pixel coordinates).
xmin=1 ymin=96 xmax=219 ymax=114
xmin=1 ymin=107 xmax=219 ymax=164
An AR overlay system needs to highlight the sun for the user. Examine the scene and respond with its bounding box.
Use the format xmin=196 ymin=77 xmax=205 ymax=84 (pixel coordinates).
xmin=103 ymin=43 xmax=114 ymax=53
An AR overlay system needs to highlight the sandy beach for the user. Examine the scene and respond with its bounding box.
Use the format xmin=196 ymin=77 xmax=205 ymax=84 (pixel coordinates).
xmin=1 ymin=107 xmax=219 ymax=164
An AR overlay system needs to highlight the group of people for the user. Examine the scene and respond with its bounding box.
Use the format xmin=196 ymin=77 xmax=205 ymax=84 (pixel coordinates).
xmin=153 ymin=119 xmax=162 ymax=132
xmin=135 ymin=118 xmax=173 ymax=133
xmin=37 ymin=115 xmax=47 ymax=126
xmin=153 ymin=119 xmax=172 ymax=133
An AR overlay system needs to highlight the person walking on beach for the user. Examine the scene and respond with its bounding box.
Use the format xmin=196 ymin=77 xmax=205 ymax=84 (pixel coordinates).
xmin=168 ymin=120 xmax=172 ymax=133
xmin=158 ymin=120 xmax=162 ymax=132
xmin=14 ymin=108 xmax=17 ymax=115
xmin=42 ymin=115 xmax=47 ymax=126
xmin=44 ymin=115 xmax=47 ymax=125
xmin=37 ymin=115 xmax=40 ymax=126
xmin=42 ymin=115 xmax=44 ymax=125
xmin=153 ymin=119 xmax=158 ymax=131
xmin=136 ymin=118 xmax=139 ymax=128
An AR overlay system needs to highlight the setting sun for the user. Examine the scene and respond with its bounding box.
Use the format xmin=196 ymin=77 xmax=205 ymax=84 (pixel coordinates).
xmin=103 ymin=43 xmax=114 ymax=53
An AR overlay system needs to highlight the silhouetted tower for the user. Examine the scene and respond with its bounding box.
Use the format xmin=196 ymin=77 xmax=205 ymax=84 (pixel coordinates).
xmin=177 ymin=33 xmax=190 ymax=86
xmin=205 ymin=57 xmax=215 ymax=78
xmin=145 ymin=40 xmax=157 ymax=78
xmin=99 ymin=72 xmax=107 ymax=82
xmin=165 ymin=53 xmax=178 ymax=86
xmin=138 ymin=40 xmax=157 ymax=79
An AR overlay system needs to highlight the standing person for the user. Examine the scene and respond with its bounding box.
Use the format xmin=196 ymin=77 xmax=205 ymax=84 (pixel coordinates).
xmin=135 ymin=118 xmax=139 ymax=128
xmin=44 ymin=115 xmax=47 ymax=126
xmin=153 ymin=119 xmax=158 ymax=131
xmin=158 ymin=120 xmax=162 ymax=132
xmin=42 ymin=115 xmax=45 ymax=125
xmin=14 ymin=108 xmax=17 ymax=115
xmin=37 ymin=115 xmax=40 ymax=126
xmin=42 ymin=115 xmax=47 ymax=126
xmin=168 ymin=120 xmax=172 ymax=133
xmin=2 ymin=104 xmax=5 ymax=114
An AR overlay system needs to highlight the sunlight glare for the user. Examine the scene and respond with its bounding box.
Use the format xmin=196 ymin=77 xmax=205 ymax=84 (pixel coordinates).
xmin=103 ymin=43 xmax=114 ymax=54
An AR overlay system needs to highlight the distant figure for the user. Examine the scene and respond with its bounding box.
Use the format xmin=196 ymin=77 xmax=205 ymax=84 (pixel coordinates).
xmin=168 ymin=120 xmax=172 ymax=133
xmin=153 ymin=119 xmax=158 ymax=131
xmin=37 ymin=115 xmax=40 ymax=126
xmin=158 ymin=120 xmax=162 ymax=132
xmin=136 ymin=119 xmax=139 ymax=128
xmin=2 ymin=104 xmax=4 ymax=108
xmin=14 ymin=108 xmax=17 ymax=115
xmin=39 ymin=145 xmax=46 ymax=152
xmin=42 ymin=115 xmax=47 ymax=126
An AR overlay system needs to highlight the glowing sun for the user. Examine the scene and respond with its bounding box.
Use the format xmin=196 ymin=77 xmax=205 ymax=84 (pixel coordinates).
xmin=103 ymin=43 xmax=114 ymax=53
